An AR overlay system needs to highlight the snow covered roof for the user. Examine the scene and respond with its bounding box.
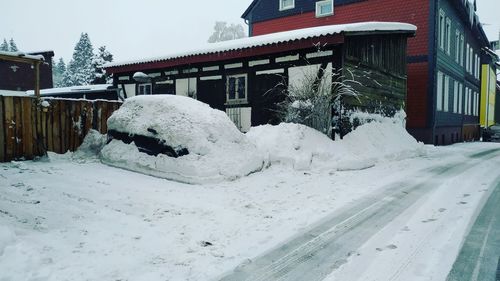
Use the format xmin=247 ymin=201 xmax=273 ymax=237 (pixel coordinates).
xmin=26 ymin=84 xmax=114 ymax=96
xmin=0 ymin=51 xmax=45 ymax=62
xmin=0 ymin=89 xmax=29 ymax=97
xmin=105 ymin=22 xmax=416 ymax=69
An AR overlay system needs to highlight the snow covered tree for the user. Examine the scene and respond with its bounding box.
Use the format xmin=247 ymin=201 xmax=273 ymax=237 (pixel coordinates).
xmin=8 ymin=38 xmax=18 ymax=52
xmin=208 ymin=22 xmax=246 ymax=43
xmin=92 ymin=46 xmax=114 ymax=84
xmin=63 ymin=33 xmax=95 ymax=86
xmin=53 ymin=58 xmax=67 ymax=87
xmin=0 ymin=39 xmax=8 ymax=51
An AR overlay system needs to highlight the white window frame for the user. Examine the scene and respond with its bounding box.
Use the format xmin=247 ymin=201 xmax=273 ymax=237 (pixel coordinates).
xmin=458 ymin=83 xmax=463 ymax=114
xmin=453 ymin=80 xmax=458 ymax=113
xmin=466 ymin=44 xmax=470 ymax=72
xmin=460 ymin=35 xmax=464 ymax=66
xmin=437 ymin=71 xmax=444 ymax=111
xmin=316 ymin=0 xmax=334 ymax=17
xmin=444 ymin=75 xmax=450 ymax=112
xmin=279 ymin=0 xmax=295 ymax=11
xmin=226 ymin=74 xmax=248 ymax=104
xmin=138 ymin=83 xmax=152 ymax=95
xmin=446 ymin=18 xmax=452 ymax=54
xmin=439 ymin=10 xmax=445 ymax=50
xmin=455 ymin=30 xmax=460 ymax=63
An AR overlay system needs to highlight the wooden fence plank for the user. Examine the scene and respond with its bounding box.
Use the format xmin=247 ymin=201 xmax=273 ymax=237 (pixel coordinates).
xmin=46 ymin=100 xmax=53 ymax=153
xmin=52 ymin=100 xmax=62 ymax=154
xmin=13 ymin=97 xmax=23 ymax=159
xmin=21 ymin=98 xmax=33 ymax=159
xmin=0 ymin=96 xmax=5 ymax=162
xmin=73 ymin=102 xmax=82 ymax=150
xmin=3 ymin=96 xmax=15 ymax=161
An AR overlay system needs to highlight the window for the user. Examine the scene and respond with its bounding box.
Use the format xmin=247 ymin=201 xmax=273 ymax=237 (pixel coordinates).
xmin=439 ymin=10 xmax=445 ymax=50
xmin=279 ymin=0 xmax=295 ymax=11
xmin=453 ymin=81 xmax=458 ymax=113
xmin=446 ymin=18 xmax=452 ymax=54
xmin=437 ymin=71 xmax=444 ymax=111
xmin=458 ymin=83 xmax=463 ymax=114
xmin=226 ymin=74 xmax=247 ymax=103
xmin=468 ymin=47 xmax=473 ymax=74
xmin=316 ymin=0 xmax=334 ymax=17
xmin=460 ymin=35 xmax=464 ymax=66
xmin=444 ymin=76 xmax=450 ymax=112
xmin=455 ymin=30 xmax=460 ymax=63
xmin=138 ymin=83 xmax=152 ymax=95
xmin=466 ymin=44 xmax=470 ymax=72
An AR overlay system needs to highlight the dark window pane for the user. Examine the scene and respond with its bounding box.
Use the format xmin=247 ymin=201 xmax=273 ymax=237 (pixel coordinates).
xmin=237 ymin=77 xmax=246 ymax=99
xmin=228 ymin=78 xmax=236 ymax=100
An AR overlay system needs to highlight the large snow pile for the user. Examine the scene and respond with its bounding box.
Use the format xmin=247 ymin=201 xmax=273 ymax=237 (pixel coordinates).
xmin=73 ymin=129 xmax=107 ymax=160
xmin=100 ymin=95 xmax=265 ymax=184
xmin=247 ymin=112 xmax=424 ymax=171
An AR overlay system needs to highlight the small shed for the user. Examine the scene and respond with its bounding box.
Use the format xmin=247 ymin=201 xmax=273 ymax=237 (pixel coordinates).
xmin=105 ymin=22 xmax=416 ymax=134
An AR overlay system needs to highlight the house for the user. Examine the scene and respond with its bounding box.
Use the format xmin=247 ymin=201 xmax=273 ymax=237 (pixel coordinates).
xmin=26 ymin=85 xmax=121 ymax=101
xmin=105 ymin=22 xmax=415 ymax=134
xmin=0 ymin=51 xmax=54 ymax=96
xmin=242 ymin=0 xmax=493 ymax=145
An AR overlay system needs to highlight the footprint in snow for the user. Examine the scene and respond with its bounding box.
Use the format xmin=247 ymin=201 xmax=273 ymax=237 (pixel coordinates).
xmin=438 ymin=208 xmax=447 ymax=213
xmin=421 ymin=218 xmax=438 ymax=223
xmin=463 ymin=194 xmax=470 ymax=198
xmin=401 ymin=226 xmax=411 ymax=232
xmin=458 ymin=201 xmax=468 ymax=205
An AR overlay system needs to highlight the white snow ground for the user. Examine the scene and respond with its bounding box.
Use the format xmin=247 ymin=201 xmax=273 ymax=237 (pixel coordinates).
xmin=0 ymin=122 xmax=499 ymax=280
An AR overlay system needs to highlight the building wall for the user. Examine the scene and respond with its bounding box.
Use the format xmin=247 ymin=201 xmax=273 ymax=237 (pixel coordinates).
xmin=0 ymin=52 xmax=54 ymax=91
xmin=434 ymin=0 xmax=482 ymax=144
xmin=247 ymin=0 xmax=432 ymax=141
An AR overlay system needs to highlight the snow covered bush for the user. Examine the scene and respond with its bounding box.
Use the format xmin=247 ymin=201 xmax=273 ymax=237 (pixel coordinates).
xmin=100 ymin=95 xmax=265 ymax=184
xmin=279 ymin=64 xmax=359 ymax=138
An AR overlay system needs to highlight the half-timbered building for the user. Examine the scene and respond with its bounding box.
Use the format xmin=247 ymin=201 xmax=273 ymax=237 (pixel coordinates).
xmin=105 ymin=22 xmax=415 ymax=134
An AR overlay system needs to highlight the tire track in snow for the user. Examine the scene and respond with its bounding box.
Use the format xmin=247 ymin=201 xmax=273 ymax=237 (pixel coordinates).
xmin=218 ymin=149 xmax=500 ymax=281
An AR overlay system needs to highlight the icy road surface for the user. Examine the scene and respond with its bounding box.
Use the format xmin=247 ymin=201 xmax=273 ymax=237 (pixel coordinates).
xmin=0 ymin=143 xmax=499 ymax=281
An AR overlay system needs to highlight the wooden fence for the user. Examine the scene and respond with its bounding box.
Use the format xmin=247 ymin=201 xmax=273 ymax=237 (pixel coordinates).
xmin=0 ymin=96 xmax=121 ymax=162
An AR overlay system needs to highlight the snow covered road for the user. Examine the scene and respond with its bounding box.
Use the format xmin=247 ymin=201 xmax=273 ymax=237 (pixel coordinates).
xmin=220 ymin=147 xmax=500 ymax=281
xmin=0 ymin=143 xmax=499 ymax=281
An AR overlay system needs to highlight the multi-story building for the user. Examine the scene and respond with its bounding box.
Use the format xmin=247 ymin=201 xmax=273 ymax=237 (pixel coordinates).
xmin=242 ymin=0 xmax=493 ymax=144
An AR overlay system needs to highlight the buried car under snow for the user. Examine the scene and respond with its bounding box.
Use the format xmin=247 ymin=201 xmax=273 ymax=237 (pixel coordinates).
xmin=100 ymin=95 xmax=265 ymax=184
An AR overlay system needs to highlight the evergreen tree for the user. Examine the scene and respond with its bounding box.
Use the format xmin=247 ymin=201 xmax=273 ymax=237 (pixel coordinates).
xmin=53 ymin=58 xmax=67 ymax=87
xmin=8 ymin=38 xmax=18 ymax=52
xmin=0 ymin=39 xmax=8 ymax=51
xmin=63 ymin=33 xmax=95 ymax=86
xmin=92 ymin=46 xmax=114 ymax=84
xmin=208 ymin=22 xmax=246 ymax=43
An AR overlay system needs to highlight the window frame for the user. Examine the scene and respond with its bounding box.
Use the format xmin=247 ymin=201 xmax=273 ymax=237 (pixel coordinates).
xmin=138 ymin=83 xmax=152 ymax=95
xmin=316 ymin=0 xmax=334 ymax=18
xmin=279 ymin=0 xmax=295 ymax=11
xmin=437 ymin=71 xmax=444 ymax=111
xmin=460 ymin=35 xmax=464 ymax=66
xmin=445 ymin=18 xmax=452 ymax=54
xmin=226 ymin=74 xmax=248 ymax=104
xmin=455 ymin=30 xmax=460 ymax=63
xmin=439 ymin=10 xmax=445 ymax=50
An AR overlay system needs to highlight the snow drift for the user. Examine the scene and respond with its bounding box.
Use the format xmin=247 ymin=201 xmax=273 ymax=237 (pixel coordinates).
xmin=100 ymin=95 xmax=265 ymax=184
xmin=247 ymin=112 xmax=424 ymax=171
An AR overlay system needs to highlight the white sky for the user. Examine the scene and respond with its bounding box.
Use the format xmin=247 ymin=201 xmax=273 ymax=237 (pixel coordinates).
xmin=1 ymin=0 xmax=498 ymax=63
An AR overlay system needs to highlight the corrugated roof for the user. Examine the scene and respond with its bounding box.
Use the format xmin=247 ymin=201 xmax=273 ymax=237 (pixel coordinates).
xmin=105 ymin=22 xmax=416 ymax=69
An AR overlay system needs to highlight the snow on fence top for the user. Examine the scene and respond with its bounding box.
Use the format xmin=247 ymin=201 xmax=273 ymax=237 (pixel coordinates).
xmin=105 ymin=22 xmax=417 ymax=69
xmin=0 ymin=51 xmax=45 ymax=62
xmin=25 ymin=84 xmax=114 ymax=96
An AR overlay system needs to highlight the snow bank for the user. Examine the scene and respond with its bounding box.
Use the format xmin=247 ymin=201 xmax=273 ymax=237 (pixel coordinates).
xmin=73 ymin=129 xmax=107 ymax=160
xmin=100 ymin=95 xmax=265 ymax=184
xmin=0 ymin=225 xmax=16 ymax=256
xmin=247 ymin=112 xmax=424 ymax=171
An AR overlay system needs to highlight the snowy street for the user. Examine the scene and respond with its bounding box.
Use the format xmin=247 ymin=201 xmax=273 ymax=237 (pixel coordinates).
xmin=0 ymin=142 xmax=499 ymax=281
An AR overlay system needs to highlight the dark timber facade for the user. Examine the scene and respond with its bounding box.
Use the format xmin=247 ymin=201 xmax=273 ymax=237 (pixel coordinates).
xmin=105 ymin=26 xmax=414 ymax=134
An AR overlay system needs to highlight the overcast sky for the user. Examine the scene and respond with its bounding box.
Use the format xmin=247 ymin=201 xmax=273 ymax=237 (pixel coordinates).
xmin=1 ymin=0 xmax=498 ymax=63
